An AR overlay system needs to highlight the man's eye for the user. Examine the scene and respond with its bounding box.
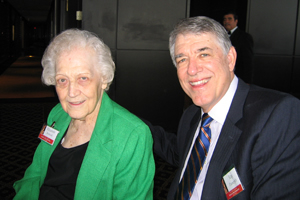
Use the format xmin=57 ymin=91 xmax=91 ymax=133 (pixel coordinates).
xmin=177 ymin=58 xmax=186 ymax=64
xmin=201 ymin=54 xmax=209 ymax=57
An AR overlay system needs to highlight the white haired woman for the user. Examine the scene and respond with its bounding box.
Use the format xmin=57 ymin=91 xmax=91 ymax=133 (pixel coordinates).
xmin=13 ymin=29 xmax=155 ymax=200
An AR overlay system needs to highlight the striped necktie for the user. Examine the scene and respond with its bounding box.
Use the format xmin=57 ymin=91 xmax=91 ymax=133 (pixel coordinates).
xmin=176 ymin=113 xmax=213 ymax=200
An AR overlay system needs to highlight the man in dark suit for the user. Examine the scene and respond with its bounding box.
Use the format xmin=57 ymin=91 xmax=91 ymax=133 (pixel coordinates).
xmin=145 ymin=16 xmax=300 ymax=199
xmin=223 ymin=11 xmax=254 ymax=83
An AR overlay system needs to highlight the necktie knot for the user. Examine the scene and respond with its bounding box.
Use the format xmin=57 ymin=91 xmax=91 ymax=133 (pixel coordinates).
xmin=201 ymin=113 xmax=213 ymax=127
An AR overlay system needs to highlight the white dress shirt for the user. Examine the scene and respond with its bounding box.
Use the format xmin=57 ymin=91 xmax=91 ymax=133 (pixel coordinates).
xmin=179 ymin=76 xmax=238 ymax=200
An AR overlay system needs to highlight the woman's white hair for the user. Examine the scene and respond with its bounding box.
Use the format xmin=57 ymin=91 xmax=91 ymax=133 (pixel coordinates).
xmin=169 ymin=16 xmax=232 ymax=67
xmin=41 ymin=29 xmax=115 ymax=91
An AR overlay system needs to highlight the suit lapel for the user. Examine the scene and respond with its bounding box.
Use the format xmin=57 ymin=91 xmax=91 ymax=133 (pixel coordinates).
xmin=168 ymin=107 xmax=202 ymax=199
xmin=202 ymin=122 xmax=242 ymax=199
xmin=181 ymin=112 xmax=202 ymax=168
xmin=202 ymin=79 xmax=250 ymax=199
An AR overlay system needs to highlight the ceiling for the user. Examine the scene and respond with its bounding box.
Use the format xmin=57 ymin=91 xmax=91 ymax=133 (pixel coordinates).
xmin=6 ymin=0 xmax=53 ymax=23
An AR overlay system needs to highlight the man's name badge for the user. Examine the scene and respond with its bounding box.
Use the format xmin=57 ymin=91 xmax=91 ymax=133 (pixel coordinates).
xmin=38 ymin=123 xmax=59 ymax=145
xmin=222 ymin=166 xmax=244 ymax=200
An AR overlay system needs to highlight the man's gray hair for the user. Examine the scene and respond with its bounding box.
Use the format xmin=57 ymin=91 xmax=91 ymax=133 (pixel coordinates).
xmin=169 ymin=16 xmax=232 ymax=66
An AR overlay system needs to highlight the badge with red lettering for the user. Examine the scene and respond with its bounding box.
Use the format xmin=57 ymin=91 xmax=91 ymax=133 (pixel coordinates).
xmin=38 ymin=122 xmax=59 ymax=145
xmin=222 ymin=166 xmax=244 ymax=200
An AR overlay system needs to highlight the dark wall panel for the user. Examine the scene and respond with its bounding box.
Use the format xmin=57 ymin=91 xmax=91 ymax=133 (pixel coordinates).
xmin=115 ymin=50 xmax=184 ymax=131
xmin=82 ymin=0 xmax=188 ymax=130
xmin=248 ymin=0 xmax=298 ymax=55
xmin=252 ymin=55 xmax=293 ymax=93
xmin=82 ymin=0 xmax=117 ymax=48
xmin=291 ymin=57 xmax=300 ymax=97
xmin=117 ymin=0 xmax=187 ymax=50
xmin=296 ymin=4 xmax=300 ymax=56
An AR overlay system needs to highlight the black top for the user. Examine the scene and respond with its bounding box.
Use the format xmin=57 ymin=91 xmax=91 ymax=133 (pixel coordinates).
xmin=39 ymin=140 xmax=89 ymax=200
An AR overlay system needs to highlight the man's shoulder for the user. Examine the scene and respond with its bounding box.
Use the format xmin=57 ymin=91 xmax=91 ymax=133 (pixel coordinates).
xmin=232 ymin=28 xmax=252 ymax=39
xmin=246 ymin=84 xmax=300 ymax=109
xmin=180 ymin=104 xmax=201 ymax=125
xmin=249 ymin=84 xmax=292 ymax=98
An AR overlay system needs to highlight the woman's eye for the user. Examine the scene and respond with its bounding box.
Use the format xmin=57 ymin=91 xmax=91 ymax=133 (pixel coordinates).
xmin=56 ymin=78 xmax=68 ymax=87
xmin=79 ymin=77 xmax=89 ymax=83
xmin=57 ymin=79 xmax=66 ymax=83
xmin=78 ymin=77 xmax=90 ymax=85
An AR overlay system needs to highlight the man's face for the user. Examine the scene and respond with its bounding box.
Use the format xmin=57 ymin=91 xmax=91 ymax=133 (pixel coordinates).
xmin=223 ymin=14 xmax=238 ymax=31
xmin=175 ymin=33 xmax=236 ymax=113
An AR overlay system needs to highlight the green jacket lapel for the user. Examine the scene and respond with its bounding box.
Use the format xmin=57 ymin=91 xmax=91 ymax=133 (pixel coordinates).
xmin=75 ymin=92 xmax=113 ymax=199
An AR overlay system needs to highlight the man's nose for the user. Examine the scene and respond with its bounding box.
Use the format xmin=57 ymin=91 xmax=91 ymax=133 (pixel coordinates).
xmin=187 ymin=58 xmax=202 ymax=75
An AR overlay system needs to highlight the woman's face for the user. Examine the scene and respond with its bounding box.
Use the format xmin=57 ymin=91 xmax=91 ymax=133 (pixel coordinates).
xmin=55 ymin=47 xmax=107 ymax=121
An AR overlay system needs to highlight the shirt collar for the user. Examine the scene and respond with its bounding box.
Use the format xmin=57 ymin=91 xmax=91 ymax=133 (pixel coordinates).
xmin=229 ymin=26 xmax=238 ymax=34
xmin=205 ymin=75 xmax=238 ymax=125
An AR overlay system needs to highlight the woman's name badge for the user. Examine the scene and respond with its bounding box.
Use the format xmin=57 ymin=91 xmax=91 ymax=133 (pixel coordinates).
xmin=38 ymin=123 xmax=59 ymax=145
xmin=222 ymin=166 xmax=244 ymax=200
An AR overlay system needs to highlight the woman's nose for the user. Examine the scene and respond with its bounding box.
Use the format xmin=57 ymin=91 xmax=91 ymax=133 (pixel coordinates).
xmin=68 ymin=82 xmax=80 ymax=97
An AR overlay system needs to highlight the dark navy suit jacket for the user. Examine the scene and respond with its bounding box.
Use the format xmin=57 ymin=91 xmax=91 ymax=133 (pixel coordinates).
xmin=147 ymin=79 xmax=300 ymax=199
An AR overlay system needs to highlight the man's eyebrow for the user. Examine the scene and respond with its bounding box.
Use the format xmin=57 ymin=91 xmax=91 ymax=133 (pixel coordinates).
xmin=197 ymin=47 xmax=210 ymax=52
xmin=175 ymin=47 xmax=211 ymax=59
xmin=175 ymin=53 xmax=184 ymax=60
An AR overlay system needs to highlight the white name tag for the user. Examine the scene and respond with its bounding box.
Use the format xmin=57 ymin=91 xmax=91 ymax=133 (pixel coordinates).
xmin=38 ymin=123 xmax=59 ymax=145
xmin=222 ymin=167 xmax=244 ymax=200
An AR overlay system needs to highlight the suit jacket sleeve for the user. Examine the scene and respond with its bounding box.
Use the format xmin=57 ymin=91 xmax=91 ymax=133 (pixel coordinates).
xmin=249 ymin=94 xmax=300 ymax=199
xmin=143 ymin=118 xmax=179 ymax=167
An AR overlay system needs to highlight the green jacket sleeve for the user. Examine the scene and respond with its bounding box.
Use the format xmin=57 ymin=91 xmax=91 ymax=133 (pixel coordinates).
xmin=13 ymin=104 xmax=64 ymax=200
xmin=112 ymin=125 xmax=155 ymax=200
xmin=13 ymin=142 xmax=44 ymax=200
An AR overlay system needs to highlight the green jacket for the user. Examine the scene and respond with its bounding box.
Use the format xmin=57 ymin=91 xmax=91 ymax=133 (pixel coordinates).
xmin=13 ymin=92 xmax=155 ymax=199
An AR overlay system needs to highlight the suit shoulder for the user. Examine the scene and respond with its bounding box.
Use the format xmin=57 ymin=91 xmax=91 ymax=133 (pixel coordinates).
xmin=246 ymin=85 xmax=300 ymax=110
xmin=180 ymin=104 xmax=201 ymax=127
xmin=234 ymin=28 xmax=253 ymax=40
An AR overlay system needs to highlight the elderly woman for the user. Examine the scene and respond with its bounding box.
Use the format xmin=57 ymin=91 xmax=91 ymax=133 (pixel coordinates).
xmin=13 ymin=29 xmax=155 ymax=200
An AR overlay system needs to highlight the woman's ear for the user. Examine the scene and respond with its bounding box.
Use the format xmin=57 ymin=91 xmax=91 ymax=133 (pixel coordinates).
xmin=101 ymin=78 xmax=108 ymax=90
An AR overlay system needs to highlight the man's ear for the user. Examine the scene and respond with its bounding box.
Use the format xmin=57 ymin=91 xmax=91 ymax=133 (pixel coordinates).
xmin=227 ymin=46 xmax=237 ymax=72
